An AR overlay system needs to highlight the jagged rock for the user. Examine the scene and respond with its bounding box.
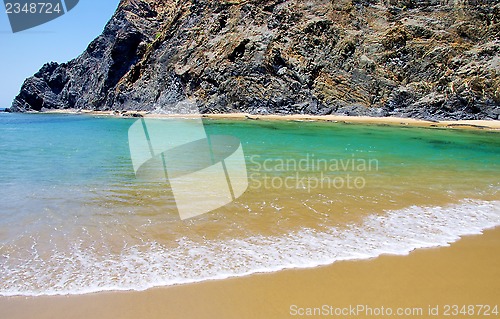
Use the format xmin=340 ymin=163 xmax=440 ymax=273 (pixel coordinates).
xmin=10 ymin=0 xmax=500 ymax=120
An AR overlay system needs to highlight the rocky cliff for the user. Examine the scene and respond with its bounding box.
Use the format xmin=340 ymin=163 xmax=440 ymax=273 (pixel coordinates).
xmin=10 ymin=0 xmax=500 ymax=120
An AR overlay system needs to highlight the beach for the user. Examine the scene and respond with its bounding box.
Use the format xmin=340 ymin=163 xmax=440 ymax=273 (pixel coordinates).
xmin=2 ymin=0 xmax=499 ymax=314
xmin=37 ymin=109 xmax=500 ymax=130
xmin=1 ymin=227 xmax=499 ymax=319
xmin=0 ymin=113 xmax=498 ymax=318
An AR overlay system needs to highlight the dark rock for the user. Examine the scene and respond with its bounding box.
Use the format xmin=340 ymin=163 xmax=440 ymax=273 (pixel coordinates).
xmin=10 ymin=0 xmax=500 ymax=120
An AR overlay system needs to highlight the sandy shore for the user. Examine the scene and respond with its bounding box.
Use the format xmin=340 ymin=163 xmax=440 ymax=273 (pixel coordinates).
xmin=1 ymin=227 xmax=499 ymax=319
xmin=32 ymin=109 xmax=500 ymax=130
xmin=4 ymin=110 xmax=496 ymax=318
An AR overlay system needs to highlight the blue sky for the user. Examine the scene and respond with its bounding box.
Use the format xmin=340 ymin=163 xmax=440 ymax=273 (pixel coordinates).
xmin=0 ymin=1 xmax=121 ymax=108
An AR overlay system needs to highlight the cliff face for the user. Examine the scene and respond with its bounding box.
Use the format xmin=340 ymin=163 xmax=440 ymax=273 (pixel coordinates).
xmin=11 ymin=0 xmax=500 ymax=120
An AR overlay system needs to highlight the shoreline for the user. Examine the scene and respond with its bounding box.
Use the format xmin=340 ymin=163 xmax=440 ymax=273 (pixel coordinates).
xmin=1 ymin=109 xmax=499 ymax=318
xmin=20 ymin=109 xmax=500 ymax=130
xmin=1 ymin=226 xmax=499 ymax=318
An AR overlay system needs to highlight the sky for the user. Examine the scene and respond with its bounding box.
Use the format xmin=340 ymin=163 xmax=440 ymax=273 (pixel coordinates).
xmin=0 ymin=1 xmax=121 ymax=108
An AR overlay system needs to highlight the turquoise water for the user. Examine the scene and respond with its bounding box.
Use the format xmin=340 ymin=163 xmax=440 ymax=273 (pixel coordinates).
xmin=1 ymin=114 xmax=499 ymax=189
xmin=0 ymin=113 xmax=499 ymax=296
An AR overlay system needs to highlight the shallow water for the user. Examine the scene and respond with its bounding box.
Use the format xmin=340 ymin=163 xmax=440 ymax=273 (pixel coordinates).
xmin=0 ymin=113 xmax=499 ymax=296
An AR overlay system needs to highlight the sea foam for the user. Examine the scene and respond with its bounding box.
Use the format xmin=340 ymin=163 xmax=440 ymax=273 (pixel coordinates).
xmin=1 ymin=199 xmax=499 ymax=296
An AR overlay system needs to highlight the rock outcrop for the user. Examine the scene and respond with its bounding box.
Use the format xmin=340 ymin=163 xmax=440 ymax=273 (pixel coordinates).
xmin=11 ymin=0 xmax=500 ymax=120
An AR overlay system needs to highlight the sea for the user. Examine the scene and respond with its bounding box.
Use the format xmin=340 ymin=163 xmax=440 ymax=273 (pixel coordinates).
xmin=0 ymin=113 xmax=499 ymax=296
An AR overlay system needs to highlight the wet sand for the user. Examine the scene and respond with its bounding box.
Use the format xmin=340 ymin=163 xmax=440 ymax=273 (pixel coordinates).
xmin=1 ymin=227 xmax=499 ymax=319
xmin=7 ymin=110 xmax=498 ymax=318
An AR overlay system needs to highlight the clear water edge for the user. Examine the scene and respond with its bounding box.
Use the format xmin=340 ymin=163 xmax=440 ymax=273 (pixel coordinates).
xmin=0 ymin=113 xmax=499 ymax=296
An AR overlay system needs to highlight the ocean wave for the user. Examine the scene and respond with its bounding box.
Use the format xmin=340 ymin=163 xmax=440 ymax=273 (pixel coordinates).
xmin=1 ymin=199 xmax=499 ymax=296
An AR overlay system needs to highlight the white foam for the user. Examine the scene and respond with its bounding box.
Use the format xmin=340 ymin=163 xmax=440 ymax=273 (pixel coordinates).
xmin=1 ymin=199 xmax=499 ymax=296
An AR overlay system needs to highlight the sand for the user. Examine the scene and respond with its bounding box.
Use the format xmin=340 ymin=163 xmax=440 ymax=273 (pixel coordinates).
xmin=1 ymin=227 xmax=499 ymax=319
xmin=34 ymin=109 xmax=500 ymax=130
xmin=6 ymin=110 xmax=498 ymax=318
